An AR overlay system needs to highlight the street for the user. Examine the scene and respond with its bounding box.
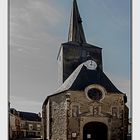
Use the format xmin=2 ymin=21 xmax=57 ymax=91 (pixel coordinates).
xmin=15 ymin=138 xmax=42 ymax=140
xmin=14 ymin=137 xmax=131 ymax=140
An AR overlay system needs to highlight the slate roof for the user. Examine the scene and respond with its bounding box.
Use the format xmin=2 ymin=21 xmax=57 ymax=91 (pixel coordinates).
xmin=18 ymin=111 xmax=41 ymax=122
xmin=56 ymin=61 xmax=122 ymax=94
xmin=68 ymin=0 xmax=86 ymax=43
xmin=10 ymin=108 xmax=18 ymax=115
xmin=62 ymin=41 xmax=102 ymax=49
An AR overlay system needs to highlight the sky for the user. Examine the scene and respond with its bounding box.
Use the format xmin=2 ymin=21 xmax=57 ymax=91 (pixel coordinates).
xmin=10 ymin=0 xmax=131 ymax=115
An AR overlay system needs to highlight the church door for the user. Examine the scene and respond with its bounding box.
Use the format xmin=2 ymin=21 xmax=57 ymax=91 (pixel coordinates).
xmin=83 ymin=122 xmax=108 ymax=140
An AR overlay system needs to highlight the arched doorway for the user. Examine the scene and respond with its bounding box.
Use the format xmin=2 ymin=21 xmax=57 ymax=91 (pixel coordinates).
xmin=83 ymin=122 xmax=108 ymax=140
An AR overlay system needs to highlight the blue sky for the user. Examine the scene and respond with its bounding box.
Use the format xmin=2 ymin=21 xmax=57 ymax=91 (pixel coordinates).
xmin=10 ymin=0 xmax=131 ymax=115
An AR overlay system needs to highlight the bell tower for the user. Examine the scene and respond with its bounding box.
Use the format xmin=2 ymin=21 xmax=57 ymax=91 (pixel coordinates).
xmin=57 ymin=0 xmax=103 ymax=84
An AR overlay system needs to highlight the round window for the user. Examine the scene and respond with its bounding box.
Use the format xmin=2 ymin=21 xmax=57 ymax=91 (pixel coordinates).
xmin=87 ymin=88 xmax=103 ymax=101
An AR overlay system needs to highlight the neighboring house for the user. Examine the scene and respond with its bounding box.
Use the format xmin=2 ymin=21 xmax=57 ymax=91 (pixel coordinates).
xmin=9 ymin=108 xmax=42 ymax=139
xmin=10 ymin=113 xmax=16 ymax=139
xmin=19 ymin=111 xmax=41 ymax=138
xmin=10 ymin=108 xmax=21 ymax=139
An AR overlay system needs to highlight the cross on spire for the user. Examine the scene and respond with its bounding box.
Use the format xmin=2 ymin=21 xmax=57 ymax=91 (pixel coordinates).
xmin=68 ymin=0 xmax=86 ymax=43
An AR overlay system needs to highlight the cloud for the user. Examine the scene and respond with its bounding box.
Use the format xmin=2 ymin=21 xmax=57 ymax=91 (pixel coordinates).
xmin=10 ymin=0 xmax=64 ymax=31
xmin=10 ymin=95 xmax=42 ymax=113
xmin=27 ymin=0 xmax=64 ymax=25
xmin=10 ymin=0 xmax=65 ymax=59
xmin=10 ymin=0 xmax=64 ymax=42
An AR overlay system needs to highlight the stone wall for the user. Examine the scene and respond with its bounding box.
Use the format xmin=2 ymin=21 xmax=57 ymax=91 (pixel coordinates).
xmin=66 ymin=89 xmax=128 ymax=140
xmin=44 ymin=85 xmax=128 ymax=140
xmin=49 ymin=93 xmax=67 ymax=140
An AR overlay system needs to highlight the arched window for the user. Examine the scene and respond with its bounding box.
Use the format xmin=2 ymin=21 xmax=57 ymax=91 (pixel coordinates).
xmin=72 ymin=105 xmax=79 ymax=117
xmin=112 ymin=107 xmax=118 ymax=118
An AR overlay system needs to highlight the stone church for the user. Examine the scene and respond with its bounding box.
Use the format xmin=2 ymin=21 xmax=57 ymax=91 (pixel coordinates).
xmin=42 ymin=0 xmax=129 ymax=140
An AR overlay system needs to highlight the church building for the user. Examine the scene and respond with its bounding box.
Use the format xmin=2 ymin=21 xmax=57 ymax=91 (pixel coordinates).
xmin=42 ymin=0 xmax=129 ymax=140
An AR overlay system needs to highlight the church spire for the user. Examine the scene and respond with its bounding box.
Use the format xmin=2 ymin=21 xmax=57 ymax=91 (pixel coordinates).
xmin=68 ymin=0 xmax=86 ymax=43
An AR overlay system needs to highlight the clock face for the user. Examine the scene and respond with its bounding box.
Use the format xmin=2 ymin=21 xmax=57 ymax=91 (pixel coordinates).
xmin=87 ymin=88 xmax=103 ymax=101
xmin=84 ymin=60 xmax=97 ymax=70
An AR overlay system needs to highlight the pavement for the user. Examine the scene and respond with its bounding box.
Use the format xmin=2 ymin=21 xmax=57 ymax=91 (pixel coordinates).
xmin=14 ymin=136 xmax=131 ymax=140
xmin=15 ymin=138 xmax=42 ymax=140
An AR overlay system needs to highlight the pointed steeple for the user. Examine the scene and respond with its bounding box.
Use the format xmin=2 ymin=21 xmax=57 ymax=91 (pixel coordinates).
xmin=68 ymin=0 xmax=86 ymax=43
